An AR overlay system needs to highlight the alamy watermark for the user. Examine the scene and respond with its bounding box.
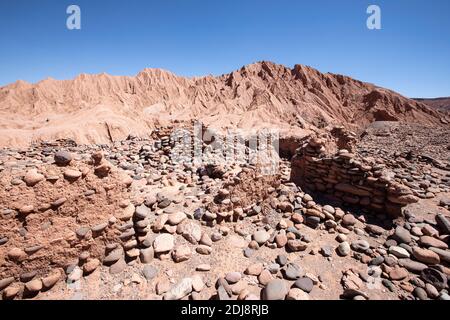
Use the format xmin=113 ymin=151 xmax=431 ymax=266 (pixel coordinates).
xmin=169 ymin=122 xmax=280 ymax=175
xmin=66 ymin=5 xmax=81 ymax=30
xmin=367 ymin=5 xmax=381 ymax=30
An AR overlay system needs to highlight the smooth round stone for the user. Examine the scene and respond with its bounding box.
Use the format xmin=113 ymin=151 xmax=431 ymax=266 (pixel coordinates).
xmin=200 ymin=233 xmax=213 ymax=247
xmin=54 ymin=151 xmax=73 ymax=166
xmin=42 ymin=271 xmax=61 ymax=289
xmin=20 ymin=271 xmax=37 ymax=282
xmin=153 ymin=234 xmax=175 ymax=253
xmin=411 ymin=226 xmax=423 ymax=236
xmin=286 ymin=288 xmax=310 ymax=300
xmin=425 ymin=283 xmax=439 ymax=299
xmin=196 ymin=264 xmax=211 ymax=272
xmin=8 ymin=248 xmax=27 ymax=262
xmin=370 ymin=256 xmax=384 ymax=266
xmin=429 ymin=247 xmax=450 ymax=264
xmin=76 ymin=227 xmax=90 ymax=238
xmin=389 ymin=267 xmax=409 ymax=281
xmin=142 ymin=265 xmax=158 ymax=280
xmin=109 ymin=259 xmax=127 ymax=274
xmin=394 ymin=226 xmax=412 ymax=243
xmin=283 ymin=263 xmax=303 ymax=280
xmin=421 ymin=267 xmax=447 ymax=290
xmin=135 ymin=204 xmax=151 ymax=219
xmin=168 ymin=212 xmax=187 ymax=225
xmin=225 ymin=272 xmax=241 ymax=284
xmin=191 ymin=275 xmax=204 ymax=292
xmin=23 ymin=169 xmax=45 ymax=186
xmin=91 ymin=222 xmax=108 ymax=233
xmin=258 ymin=270 xmax=274 ymax=286
xmin=211 ymin=232 xmax=222 ymax=242
xmin=196 ymin=245 xmax=212 ymax=255
xmin=3 ymin=285 xmax=20 ymax=299
xmin=83 ymin=259 xmax=100 ymax=274
xmin=398 ymin=259 xmax=428 ymax=273
xmin=336 ymin=234 xmax=347 ymax=242
xmin=382 ymin=279 xmax=395 ymax=292
xmin=321 ymin=245 xmax=333 ymax=257
xmin=276 ymin=254 xmax=288 ymax=266
xmin=389 ymin=246 xmax=410 ymax=259
xmin=305 ymin=216 xmax=320 ymax=228
xmin=0 ymin=236 xmax=9 ymax=246
xmin=384 ymin=256 xmax=398 ymax=267
xmin=0 ymin=277 xmax=15 ymax=291
xmin=342 ymin=214 xmax=357 ymax=226
xmin=263 ymin=279 xmax=288 ymax=300
xmin=104 ymin=248 xmax=124 ymax=264
xmin=25 ymin=279 xmax=42 ymax=292
xmin=337 ymin=241 xmax=351 ymax=256
xmin=322 ymin=205 xmax=335 ymax=215
xmin=253 ymin=230 xmax=270 ymax=245
xmin=419 ymin=236 xmax=448 ymax=249
xmin=351 ymin=240 xmax=370 ymax=252
xmin=385 ymin=239 xmax=398 ymax=247
xmin=414 ymin=287 xmax=428 ymax=300
xmin=243 ymin=248 xmax=255 ymax=258
xmin=245 ymin=263 xmax=263 ymax=276
xmin=412 ymin=247 xmax=440 ymax=265
xmin=294 ymin=277 xmax=314 ymax=293
xmin=158 ymin=198 xmax=172 ymax=209
xmin=399 ymin=243 xmax=413 ymax=254
xmin=64 ymin=169 xmax=82 ymax=180
xmin=172 ymin=245 xmax=191 ymax=262
xmin=183 ymin=222 xmax=202 ymax=244
xmin=267 ymin=263 xmax=280 ymax=274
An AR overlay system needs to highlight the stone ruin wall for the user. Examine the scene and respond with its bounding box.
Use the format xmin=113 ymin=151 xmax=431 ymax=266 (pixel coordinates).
xmin=290 ymin=129 xmax=419 ymax=218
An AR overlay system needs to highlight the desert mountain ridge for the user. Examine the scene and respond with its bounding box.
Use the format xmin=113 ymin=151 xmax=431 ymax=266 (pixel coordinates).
xmin=0 ymin=61 xmax=445 ymax=147
xmin=414 ymin=97 xmax=450 ymax=112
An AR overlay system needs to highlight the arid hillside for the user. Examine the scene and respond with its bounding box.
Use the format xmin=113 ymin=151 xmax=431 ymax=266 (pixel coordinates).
xmin=0 ymin=61 xmax=445 ymax=146
xmin=415 ymin=97 xmax=450 ymax=112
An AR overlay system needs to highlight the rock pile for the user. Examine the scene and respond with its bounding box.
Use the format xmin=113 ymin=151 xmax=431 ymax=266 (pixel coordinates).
xmin=0 ymin=149 xmax=130 ymax=299
xmin=1 ymin=124 xmax=449 ymax=301
xmin=291 ymin=132 xmax=419 ymax=217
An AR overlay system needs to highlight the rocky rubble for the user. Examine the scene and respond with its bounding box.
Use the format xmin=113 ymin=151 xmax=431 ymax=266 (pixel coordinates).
xmin=1 ymin=124 xmax=450 ymax=300
xmin=291 ymin=130 xmax=421 ymax=217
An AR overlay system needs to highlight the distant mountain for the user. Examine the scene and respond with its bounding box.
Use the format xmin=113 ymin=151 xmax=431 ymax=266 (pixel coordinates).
xmin=0 ymin=61 xmax=444 ymax=146
xmin=414 ymin=97 xmax=450 ymax=112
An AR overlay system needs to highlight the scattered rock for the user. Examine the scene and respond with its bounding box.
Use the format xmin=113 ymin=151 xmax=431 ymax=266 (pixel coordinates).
xmin=337 ymin=241 xmax=351 ymax=256
xmin=153 ymin=234 xmax=175 ymax=253
xmin=412 ymin=247 xmax=440 ymax=265
xmin=263 ymin=279 xmax=288 ymax=300
xmin=389 ymin=246 xmax=410 ymax=259
xmin=142 ymin=265 xmax=158 ymax=281
xmin=54 ymin=151 xmax=73 ymax=166
xmin=286 ymin=288 xmax=310 ymax=300
xmin=294 ymin=277 xmax=314 ymax=293
xmin=164 ymin=278 xmax=193 ymax=300
xmin=253 ymin=230 xmax=270 ymax=245
xmin=172 ymin=245 xmax=191 ymax=262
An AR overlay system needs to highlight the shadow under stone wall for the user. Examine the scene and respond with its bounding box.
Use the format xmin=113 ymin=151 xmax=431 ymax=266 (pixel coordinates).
xmin=290 ymin=133 xmax=419 ymax=218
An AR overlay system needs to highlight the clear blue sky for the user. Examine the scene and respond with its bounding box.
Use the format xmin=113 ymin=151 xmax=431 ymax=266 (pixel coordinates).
xmin=0 ymin=0 xmax=449 ymax=98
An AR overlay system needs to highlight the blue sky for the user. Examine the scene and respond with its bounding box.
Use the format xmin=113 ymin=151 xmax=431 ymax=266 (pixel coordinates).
xmin=0 ymin=0 xmax=449 ymax=98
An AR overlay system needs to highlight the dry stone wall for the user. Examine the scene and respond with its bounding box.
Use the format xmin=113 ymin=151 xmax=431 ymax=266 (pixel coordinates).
xmin=290 ymin=134 xmax=419 ymax=218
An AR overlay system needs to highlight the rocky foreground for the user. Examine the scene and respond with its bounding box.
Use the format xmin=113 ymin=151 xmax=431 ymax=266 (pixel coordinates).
xmin=0 ymin=123 xmax=450 ymax=300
